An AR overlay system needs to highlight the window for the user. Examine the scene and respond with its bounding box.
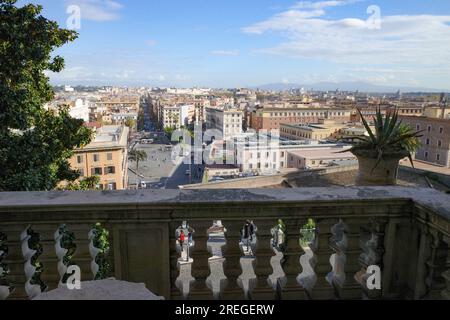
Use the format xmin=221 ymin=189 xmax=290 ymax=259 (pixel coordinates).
xmin=416 ymin=124 xmax=420 ymax=131
xmin=425 ymin=152 xmax=429 ymax=159
xmin=438 ymin=140 xmax=442 ymax=148
xmin=77 ymin=155 xmax=84 ymax=164
xmin=107 ymin=153 xmax=113 ymax=161
xmin=107 ymin=183 xmax=117 ymax=191
xmin=79 ymin=169 xmax=85 ymax=177
xmin=93 ymin=154 xmax=100 ymax=162
xmin=428 ymin=125 xmax=432 ymax=132
xmin=426 ymin=138 xmax=430 ymax=145
xmin=91 ymin=167 xmax=103 ymax=175
xmin=440 ymin=127 xmax=444 ymax=134
xmin=437 ymin=154 xmax=441 ymax=161
xmin=105 ymin=166 xmax=116 ymax=174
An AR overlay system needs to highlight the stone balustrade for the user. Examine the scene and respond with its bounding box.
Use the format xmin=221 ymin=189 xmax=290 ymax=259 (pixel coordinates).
xmin=0 ymin=187 xmax=449 ymax=300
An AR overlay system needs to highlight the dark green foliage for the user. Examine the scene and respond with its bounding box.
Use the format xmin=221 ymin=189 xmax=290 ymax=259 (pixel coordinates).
xmin=340 ymin=108 xmax=423 ymax=169
xmin=59 ymin=176 xmax=101 ymax=191
xmin=0 ymin=0 xmax=93 ymax=191
xmin=92 ymin=223 xmax=111 ymax=280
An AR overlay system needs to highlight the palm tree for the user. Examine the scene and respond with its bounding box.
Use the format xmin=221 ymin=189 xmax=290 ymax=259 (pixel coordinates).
xmin=129 ymin=149 xmax=148 ymax=174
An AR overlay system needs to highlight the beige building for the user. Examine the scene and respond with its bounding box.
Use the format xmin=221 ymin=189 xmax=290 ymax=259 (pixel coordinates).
xmin=280 ymin=119 xmax=343 ymax=141
xmin=162 ymin=104 xmax=195 ymax=129
xmin=68 ymin=125 xmax=129 ymax=190
xmin=423 ymin=106 xmax=450 ymax=119
xmin=401 ymin=116 xmax=450 ymax=168
xmin=250 ymin=107 xmax=352 ymax=132
xmin=287 ymin=147 xmax=356 ymax=169
xmin=206 ymin=107 xmax=243 ymax=139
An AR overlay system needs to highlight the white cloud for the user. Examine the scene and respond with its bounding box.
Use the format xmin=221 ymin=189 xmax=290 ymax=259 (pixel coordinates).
xmin=242 ymin=3 xmax=450 ymax=67
xmin=146 ymin=40 xmax=158 ymax=47
xmin=292 ymin=0 xmax=361 ymax=10
xmin=66 ymin=0 xmax=123 ymax=21
xmin=211 ymin=50 xmax=240 ymax=56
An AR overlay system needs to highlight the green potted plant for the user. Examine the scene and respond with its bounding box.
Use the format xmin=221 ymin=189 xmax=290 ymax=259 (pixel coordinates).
xmin=342 ymin=108 xmax=422 ymax=186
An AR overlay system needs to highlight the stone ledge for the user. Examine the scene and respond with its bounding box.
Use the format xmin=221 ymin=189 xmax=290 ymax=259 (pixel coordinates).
xmin=0 ymin=187 xmax=448 ymax=219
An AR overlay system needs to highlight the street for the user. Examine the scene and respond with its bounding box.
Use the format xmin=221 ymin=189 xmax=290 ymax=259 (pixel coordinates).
xmin=129 ymin=100 xmax=204 ymax=189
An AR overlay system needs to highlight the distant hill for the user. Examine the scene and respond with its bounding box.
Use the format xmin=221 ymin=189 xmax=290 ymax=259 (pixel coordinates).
xmin=253 ymin=81 xmax=446 ymax=93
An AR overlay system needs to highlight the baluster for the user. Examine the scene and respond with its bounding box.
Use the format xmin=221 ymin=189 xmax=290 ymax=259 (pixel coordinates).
xmin=425 ymin=229 xmax=448 ymax=299
xmin=0 ymin=232 xmax=14 ymax=300
xmin=174 ymin=221 xmax=196 ymax=299
xmin=441 ymin=235 xmax=450 ymax=300
xmin=298 ymin=219 xmax=317 ymax=299
xmin=222 ymin=220 xmax=245 ymax=300
xmin=190 ymin=222 xmax=211 ymax=299
xmin=88 ymin=223 xmax=111 ymax=280
xmin=267 ymin=219 xmax=288 ymax=299
xmin=337 ymin=218 xmax=367 ymax=299
xmin=253 ymin=220 xmax=277 ymax=300
xmin=358 ymin=218 xmax=387 ymax=299
xmin=21 ymin=226 xmax=47 ymax=299
xmin=327 ymin=220 xmax=346 ymax=297
xmin=237 ymin=220 xmax=258 ymax=299
xmin=411 ymin=223 xmax=430 ymax=299
xmin=309 ymin=218 xmax=338 ymax=300
xmin=282 ymin=218 xmax=306 ymax=300
xmin=206 ymin=220 xmax=228 ymax=300
xmin=54 ymin=225 xmax=77 ymax=287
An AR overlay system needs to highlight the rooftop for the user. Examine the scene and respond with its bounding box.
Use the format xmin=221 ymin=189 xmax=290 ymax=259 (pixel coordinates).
xmin=287 ymin=147 xmax=354 ymax=160
xmin=76 ymin=125 xmax=129 ymax=151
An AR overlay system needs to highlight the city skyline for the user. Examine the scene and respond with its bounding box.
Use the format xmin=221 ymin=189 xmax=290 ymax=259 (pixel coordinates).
xmin=18 ymin=0 xmax=450 ymax=90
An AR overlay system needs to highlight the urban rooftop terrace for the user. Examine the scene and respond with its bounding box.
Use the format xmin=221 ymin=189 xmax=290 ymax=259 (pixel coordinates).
xmin=0 ymin=187 xmax=450 ymax=300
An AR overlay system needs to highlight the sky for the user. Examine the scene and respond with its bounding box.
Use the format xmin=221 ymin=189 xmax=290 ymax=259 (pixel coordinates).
xmin=16 ymin=0 xmax=450 ymax=89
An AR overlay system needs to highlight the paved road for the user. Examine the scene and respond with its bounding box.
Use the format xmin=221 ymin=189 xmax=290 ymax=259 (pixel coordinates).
xmin=165 ymin=156 xmax=204 ymax=189
xmin=130 ymin=100 xmax=204 ymax=189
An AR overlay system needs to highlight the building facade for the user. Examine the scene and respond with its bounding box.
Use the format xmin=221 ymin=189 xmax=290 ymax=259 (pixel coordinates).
xmin=280 ymin=120 xmax=344 ymax=141
xmin=402 ymin=116 xmax=450 ymax=168
xmin=286 ymin=148 xmax=356 ymax=170
xmin=206 ymin=107 xmax=243 ymax=139
xmin=68 ymin=125 xmax=129 ymax=190
xmin=250 ymin=107 xmax=352 ymax=132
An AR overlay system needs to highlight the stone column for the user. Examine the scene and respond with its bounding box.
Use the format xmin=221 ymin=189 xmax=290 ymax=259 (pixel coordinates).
xmin=309 ymin=218 xmax=339 ymax=300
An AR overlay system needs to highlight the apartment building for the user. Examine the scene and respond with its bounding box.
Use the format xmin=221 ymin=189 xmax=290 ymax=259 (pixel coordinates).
xmin=95 ymin=96 xmax=140 ymax=113
xmin=67 ymin=125 xmax=129 ymax=190
xmin=162 ymin=104 xmax=195 ymax=129
xmin=250 ymin=107 xmax=352 ymax=132
xmin=206 ymin=107 xmax=243 ymax=139
xmin=401 ymin=116 xmax=450 ymax=168
xmin=232 ymin=133 xmax=340 ymax=174
xmin=423 ymin=106 xmax=450 ymax=119
xmin=280 ymin=120 xmax=344 ymax=141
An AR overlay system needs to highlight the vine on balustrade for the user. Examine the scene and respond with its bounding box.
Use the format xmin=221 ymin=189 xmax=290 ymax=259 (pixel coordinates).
xmin=300 ymin=219 xmax=316 ymax=248
xmin=90 ymin=223 xmax=111 ymax=280
xmin=24 ymin=227 xmax=48 ymax=294
xmin=56 ymin=225 xmax=77 ymax=284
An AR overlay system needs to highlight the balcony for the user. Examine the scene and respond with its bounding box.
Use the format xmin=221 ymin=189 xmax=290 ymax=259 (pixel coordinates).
xmin=0 ymin=187 xmax=449 ymax=300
